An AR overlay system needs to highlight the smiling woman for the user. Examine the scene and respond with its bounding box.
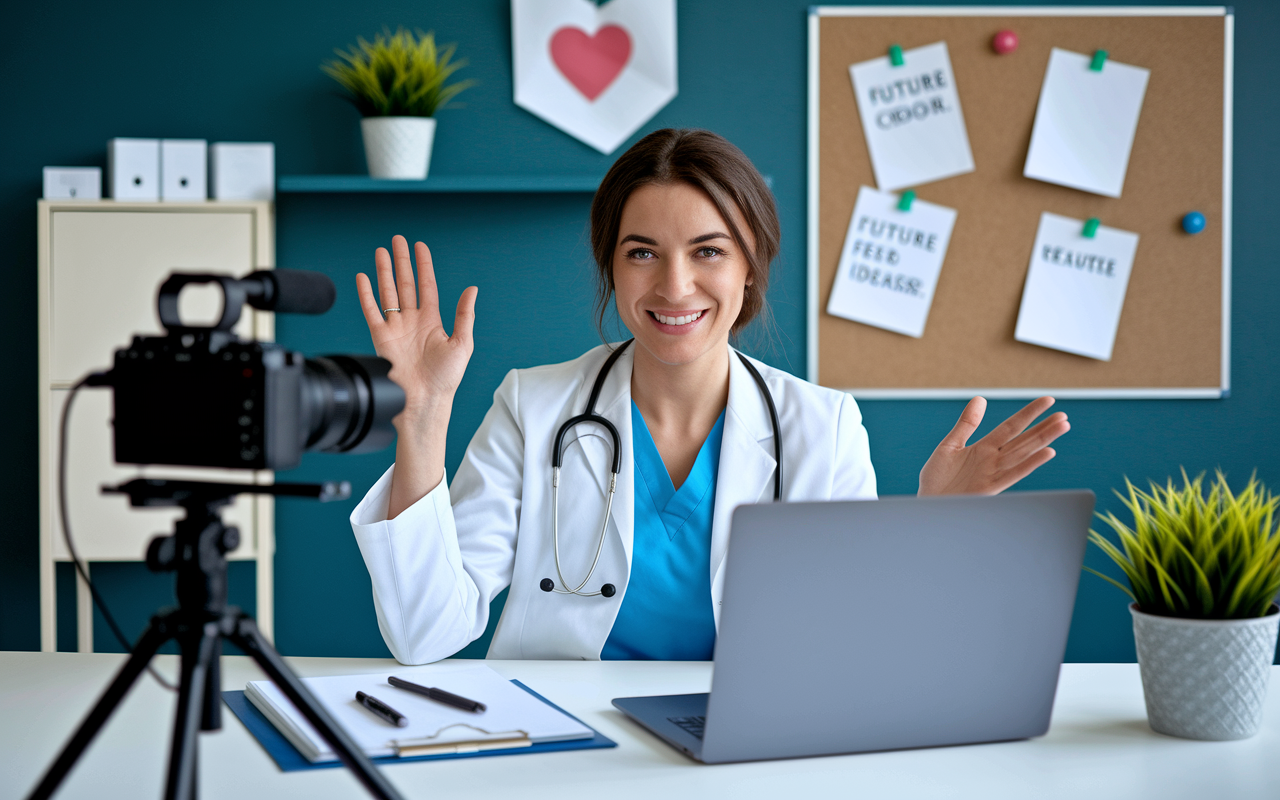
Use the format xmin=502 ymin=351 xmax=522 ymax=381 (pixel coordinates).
xmin=347 ymin=128 xmax=1071 ymax=665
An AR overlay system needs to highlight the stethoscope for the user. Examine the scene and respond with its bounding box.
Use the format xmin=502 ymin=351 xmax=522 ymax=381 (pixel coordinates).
xmin=539 ymin=339 xmax=783 ymax=598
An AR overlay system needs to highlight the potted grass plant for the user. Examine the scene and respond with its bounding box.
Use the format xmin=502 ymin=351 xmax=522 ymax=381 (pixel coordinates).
xmin=1086 ymin=471 xmax=1280 ymax=740
xmin=322 ymin=27 xmax=474 ymax=179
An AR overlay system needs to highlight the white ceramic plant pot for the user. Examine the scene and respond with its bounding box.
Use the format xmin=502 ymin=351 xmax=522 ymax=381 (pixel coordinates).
xmin=361 ymin=116 xmax=436 ymax=179
xmin=1131 ymin=603 xmax=1279 ymax=740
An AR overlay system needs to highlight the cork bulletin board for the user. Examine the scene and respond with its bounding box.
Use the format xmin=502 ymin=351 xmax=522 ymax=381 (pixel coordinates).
xmin=807 ymin=7 xmax=1232 ymax=398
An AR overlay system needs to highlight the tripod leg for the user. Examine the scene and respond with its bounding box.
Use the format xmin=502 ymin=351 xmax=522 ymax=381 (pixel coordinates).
xmin=201 ymin=636 xmax=222 ymax=732
xmin=229 ymin=616 xmax=403 ymax=800
xmin=27 ymin=616 xmax=172 ymax=800
xmin=165 ymin=620 xmax=219 ymax=800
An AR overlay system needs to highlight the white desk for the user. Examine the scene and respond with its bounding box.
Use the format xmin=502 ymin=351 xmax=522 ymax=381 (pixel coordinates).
xmin=3 ymin=652 xmax=1278 ymax=799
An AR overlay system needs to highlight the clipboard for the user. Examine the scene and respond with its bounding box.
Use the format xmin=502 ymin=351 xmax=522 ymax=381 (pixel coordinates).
xmin=223 ymin=680 xmax=617 ymax=772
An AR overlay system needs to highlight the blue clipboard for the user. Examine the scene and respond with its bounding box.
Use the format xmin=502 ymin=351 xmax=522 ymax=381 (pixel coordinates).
xmin=223 ymin=679 xmax=616 ymax=772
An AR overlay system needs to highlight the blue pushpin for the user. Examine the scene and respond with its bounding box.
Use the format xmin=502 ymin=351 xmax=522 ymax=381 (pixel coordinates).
xmin=1182 ymin=211 xmax=1206 ymax=234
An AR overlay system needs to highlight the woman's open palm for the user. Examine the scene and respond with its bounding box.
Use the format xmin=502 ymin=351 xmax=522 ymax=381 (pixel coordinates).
xmin=356 ymin=235 xmax=477 ymax=407
xmin=919 ymin=397 xmax=1070 ymax=496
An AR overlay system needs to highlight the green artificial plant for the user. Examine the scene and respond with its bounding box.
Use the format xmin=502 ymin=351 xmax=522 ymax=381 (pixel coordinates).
xmin=1086 ymin=471 xmax=1280 ymax=619
xmin=322 ymin=27 xmax=474 ymax=117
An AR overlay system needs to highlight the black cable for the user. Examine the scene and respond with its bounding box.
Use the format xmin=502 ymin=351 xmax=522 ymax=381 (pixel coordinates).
xmin=60 ymin=374 xmax=176 ymax=691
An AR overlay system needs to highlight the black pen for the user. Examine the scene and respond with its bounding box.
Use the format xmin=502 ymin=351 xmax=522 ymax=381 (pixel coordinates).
xmin=389 ymin=675 xmax=487 ymax=712
xmin=356 ymin=691 xmax=409 ymax=727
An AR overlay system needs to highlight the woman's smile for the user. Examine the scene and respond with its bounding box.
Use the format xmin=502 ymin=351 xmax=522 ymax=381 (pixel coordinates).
xmin=648 ymin=308 xmax=707 ymax=331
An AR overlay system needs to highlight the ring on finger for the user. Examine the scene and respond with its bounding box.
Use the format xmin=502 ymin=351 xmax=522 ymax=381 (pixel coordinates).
xmin=383 ymin=307 xmax=401 ymax=314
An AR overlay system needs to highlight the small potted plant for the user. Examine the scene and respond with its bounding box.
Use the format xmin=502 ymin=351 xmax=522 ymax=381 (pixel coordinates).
xmin=322 ymin=27 xmax=474 ymax=180
xmin=1087 ymin=471 xmax=1280 ymax=740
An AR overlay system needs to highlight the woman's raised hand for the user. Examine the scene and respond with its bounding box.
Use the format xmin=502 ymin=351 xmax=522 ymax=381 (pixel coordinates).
xmin=918 ymin=397 xmax=1070 ymax=496
xmin=356 ymin=235 xmax=478 ymax=517
xmin=356 ymin=235 xmax=478 ymax=408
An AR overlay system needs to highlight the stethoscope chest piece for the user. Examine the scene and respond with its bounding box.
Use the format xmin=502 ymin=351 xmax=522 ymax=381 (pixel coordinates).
xmin=540 ymin=578 xmax=614 ymax=597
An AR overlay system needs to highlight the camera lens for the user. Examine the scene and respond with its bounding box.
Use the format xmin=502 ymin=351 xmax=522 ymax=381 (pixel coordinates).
xmin=300 ymin=355 xmax=404 ymax=454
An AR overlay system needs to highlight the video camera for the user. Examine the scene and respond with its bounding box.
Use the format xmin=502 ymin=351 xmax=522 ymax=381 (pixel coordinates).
xmin=103 ymin=268 xmax=404 ymax=471
xmin=26 ymin=268 xmax=411 ymax=800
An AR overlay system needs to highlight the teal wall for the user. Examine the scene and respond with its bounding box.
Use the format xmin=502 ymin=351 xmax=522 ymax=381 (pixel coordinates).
xmin=2 ymin=1 xmax=1277 ymax=662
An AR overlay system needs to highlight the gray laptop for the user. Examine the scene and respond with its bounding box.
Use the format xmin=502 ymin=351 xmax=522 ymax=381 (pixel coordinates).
xmin=612 ymin=490 xmax=1095 ymax=763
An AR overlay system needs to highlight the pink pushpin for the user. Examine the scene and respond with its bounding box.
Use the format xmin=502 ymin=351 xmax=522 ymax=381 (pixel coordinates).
xmin=992 ymin=30 xmax=1019 ymax=54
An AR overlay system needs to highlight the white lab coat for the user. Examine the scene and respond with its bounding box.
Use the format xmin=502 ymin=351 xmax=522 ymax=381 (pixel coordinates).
xmin=350 ymin=343 xmax=877 ymax=664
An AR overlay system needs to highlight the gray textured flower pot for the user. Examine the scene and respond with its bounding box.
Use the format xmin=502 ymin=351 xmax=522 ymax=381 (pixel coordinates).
xmin=1131 ymin=603 xmax=1279 ymax=740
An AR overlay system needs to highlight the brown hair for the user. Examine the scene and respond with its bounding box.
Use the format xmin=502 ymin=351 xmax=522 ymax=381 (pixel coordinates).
xmin=589 ymin=128 xmax=780 ymax=337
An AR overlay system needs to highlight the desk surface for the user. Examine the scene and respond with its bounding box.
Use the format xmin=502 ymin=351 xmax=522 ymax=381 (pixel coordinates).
xmin=3 ymin=653 xmax=1278 ymax=800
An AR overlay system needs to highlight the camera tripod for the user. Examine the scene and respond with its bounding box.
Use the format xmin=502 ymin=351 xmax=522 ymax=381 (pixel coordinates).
xmin=28 ymin=479 xmax=405 ymax=800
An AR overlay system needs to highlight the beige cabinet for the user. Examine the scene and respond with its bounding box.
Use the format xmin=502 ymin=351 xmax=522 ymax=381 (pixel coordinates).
xmin=37 ymin=200 xmax=276 ymax=652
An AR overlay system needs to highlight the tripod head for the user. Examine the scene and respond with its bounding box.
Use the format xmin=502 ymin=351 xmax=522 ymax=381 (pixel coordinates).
xmin=103 ymin=478 xmax=351 ymax=617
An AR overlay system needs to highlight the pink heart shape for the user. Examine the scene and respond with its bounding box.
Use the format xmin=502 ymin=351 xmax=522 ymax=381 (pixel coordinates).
xmin=549 ymin=24 xmax=632 ymax=102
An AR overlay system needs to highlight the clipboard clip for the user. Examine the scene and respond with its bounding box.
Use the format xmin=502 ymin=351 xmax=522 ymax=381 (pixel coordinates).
xmin=391 ymin=723 xmax=532 ymax=757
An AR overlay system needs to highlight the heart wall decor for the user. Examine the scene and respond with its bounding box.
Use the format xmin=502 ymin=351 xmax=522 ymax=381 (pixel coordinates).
xmin=550 ymin=25 xmax=632 ymax=101
xmin=512 ymin=0 xmax=677 ymax=154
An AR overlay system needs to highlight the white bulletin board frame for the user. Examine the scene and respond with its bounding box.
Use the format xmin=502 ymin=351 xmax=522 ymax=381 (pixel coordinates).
xmin=806 ymin=6 xmax=1233 ymax=400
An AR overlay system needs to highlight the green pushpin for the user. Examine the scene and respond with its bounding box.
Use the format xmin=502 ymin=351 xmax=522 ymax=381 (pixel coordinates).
xmin=1090 ymin=50 xmax=1108 ymax=71
xmin=897 ymin=190 xmax=915 ymax=211
xmin=889 ymin=44 xmax=904 ymax=67
xmin=1083 ymin=218 xmax=1101 ymax=238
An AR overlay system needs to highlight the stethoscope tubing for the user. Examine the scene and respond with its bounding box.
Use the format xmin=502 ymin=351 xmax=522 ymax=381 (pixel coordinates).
xmin=543 ymin=340 xmax=782 ymax=598
xmin=549 ymin=466 xmax=617 ymax=596
xmin=544 ymin=341 xmax=632 ymax=598
xmin=734 ymin=351 xmax=783 ymax=500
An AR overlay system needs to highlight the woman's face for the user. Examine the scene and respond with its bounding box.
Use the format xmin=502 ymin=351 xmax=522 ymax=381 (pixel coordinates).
xmin=612 ymin=182 xmax=753 ymax=368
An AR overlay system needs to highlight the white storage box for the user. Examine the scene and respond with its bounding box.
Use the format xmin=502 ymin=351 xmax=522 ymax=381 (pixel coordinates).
xmin=210 ymin=142 xmax=274 ymax=200
xmin=107 ymin=138 xmax=160 ymax=200
xmin=42 ymin=167 xmax=102 ymax=200
xmin=161 ymin=139 xmax=208 ymax=200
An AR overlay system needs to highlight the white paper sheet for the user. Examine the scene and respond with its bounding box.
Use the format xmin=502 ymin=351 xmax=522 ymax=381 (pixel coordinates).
xmin=512 ymin=0 xmax=677 ymax=154
xmin=849 ymin=41 xmax=975 ymax=191
xmin=826 ymin=186 xmax=957 ymax=338
xmin=1014 ymin=212 xmax=1140 ymax=361
xmin=1023 ymin=48 xmax=1150 ymax=198
xmin=245 ymin=663 xmax=592 ymax=762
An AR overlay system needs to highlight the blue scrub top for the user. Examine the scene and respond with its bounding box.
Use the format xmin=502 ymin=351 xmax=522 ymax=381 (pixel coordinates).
xmin=601 ymin=401 xmax=725 ymax=661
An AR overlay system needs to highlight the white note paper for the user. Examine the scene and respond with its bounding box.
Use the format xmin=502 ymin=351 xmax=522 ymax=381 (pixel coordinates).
xmin=849 ymin=41 xmax=975 ymax=191
xmin=1023 ymin=48 xmax=1150 ymax=198
xmin=1014 ymin=212 xmax=1140 ymax=361
xmin=826 ymin=186 xmax=957 ymax=338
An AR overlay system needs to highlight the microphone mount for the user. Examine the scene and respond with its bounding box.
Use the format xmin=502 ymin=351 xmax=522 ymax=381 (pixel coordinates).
xmin=156 ymin=269 xmax=337 ymax=335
